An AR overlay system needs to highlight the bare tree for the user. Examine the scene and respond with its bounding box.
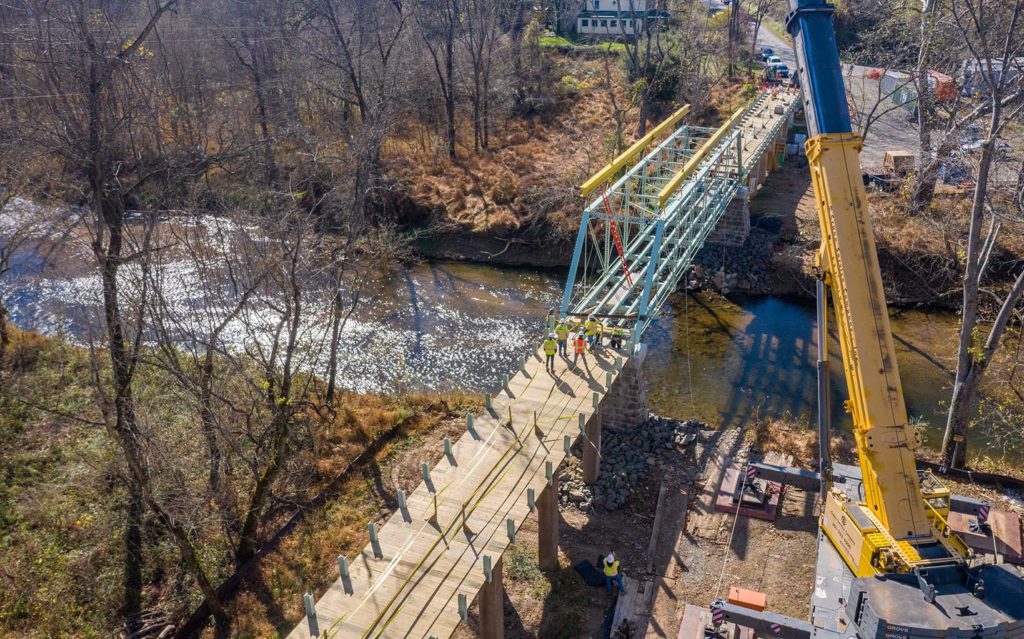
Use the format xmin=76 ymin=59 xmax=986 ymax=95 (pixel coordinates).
xmin=940 ymin=0 xmax=1024 ymax=468
xmin=462 ymin=0 xmax=500 ymax=151
xmin=675 ymin=1 xmax=721 ymax=117
xmin=620 ymin=0 xmax=673 ymax=135
xmin=418 ymin=0 xmax=461 ymax=159
xmin=727 ymin=0 xmax=745 ymax=78
xmin=8 ymin=1 xmax=241 ymax=632
xmin=749 ymin=0 xmax=781 ymax=56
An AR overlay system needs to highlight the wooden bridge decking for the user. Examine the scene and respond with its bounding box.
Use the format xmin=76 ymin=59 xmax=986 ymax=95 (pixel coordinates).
xmin=288 ymin=345 xmax=626 ymax=639
xmin=739 ymin=89 xmax=799 ymax=177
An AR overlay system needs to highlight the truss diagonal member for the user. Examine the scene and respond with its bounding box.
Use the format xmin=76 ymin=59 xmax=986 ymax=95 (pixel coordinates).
xmin=580 ymin=104 xmax=690 ymax=198
xmin=600 ymin=191 xmax=633 ymax=286
xmin=657 ymin=105 xmax=750 ymax=208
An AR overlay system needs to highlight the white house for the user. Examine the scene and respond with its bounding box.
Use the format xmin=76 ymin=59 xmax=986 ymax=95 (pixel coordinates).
xmin=575 ymin=0 xmax=663 ymax=37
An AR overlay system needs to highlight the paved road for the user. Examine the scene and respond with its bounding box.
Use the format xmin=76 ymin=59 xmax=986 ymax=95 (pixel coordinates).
xmin=750 ymin=19 xmax=919 ymax=171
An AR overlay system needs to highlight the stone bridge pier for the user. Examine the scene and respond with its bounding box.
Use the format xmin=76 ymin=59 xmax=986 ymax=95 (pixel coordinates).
xmin=708 ymin=103 xmax=795 ymax=248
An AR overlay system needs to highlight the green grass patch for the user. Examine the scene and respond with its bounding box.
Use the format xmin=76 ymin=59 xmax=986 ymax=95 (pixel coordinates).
xmin=539 ymin=35 xmax=574 ymax=48
xmin=539 ymin=35 xmax=626 ymax=54
xmin=505 ymin=542 xmax=551 ymax=599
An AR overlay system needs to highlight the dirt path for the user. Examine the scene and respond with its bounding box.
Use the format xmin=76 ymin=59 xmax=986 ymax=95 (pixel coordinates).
xmin=458 ymin=422 xmax=820 ymax=639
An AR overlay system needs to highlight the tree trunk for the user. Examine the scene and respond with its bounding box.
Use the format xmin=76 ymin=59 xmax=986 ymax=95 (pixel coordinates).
xmin=941 ymin=360 xmax=981 ymax=468
xmin=0 ymin=297 xmax=9 ymax=365
xmin=325 ymin=285 xmax=344 ymax=406
xmin=472 ymin=70 xmax=482 ymax=152
xmin=909 ymin=9 xmax=937 ymax=216
xmin=446 ymin=32 xmax=456 ymax=160
xmin=941 ymin=103 xmax=1001 ymax=468
xmin=510 ymin=0 xmax=526 ymax=104
xmin=200 ymin=349 xmax=223 ymax=493
xmin=250 ymin=62 xmax=278 ymax=188
xmin=482 ymin=61 xmax=491 ymax=149
xmin=236 ymin=263 xmax=300 ymax=564
xmin=235 ymin=411 xmax=289 ymax=563
xmin=122 ymin=483 xmax=144 ymax=636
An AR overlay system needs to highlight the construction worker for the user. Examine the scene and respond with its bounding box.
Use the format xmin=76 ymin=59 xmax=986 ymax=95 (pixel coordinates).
xmin=572 ymin=331 xmax=586 ymax=367
xmin=603 ymin=553 xmax=625 ymax=594
xmin=608 ymin=326 xmax=626 ymax=349
xmin=543 ymin=333 xmax=557 ymax=372
xmin=555 ymin=320 xmax=570 ymax=357
xmin=585 ymin=314 xmax=603 ymax=351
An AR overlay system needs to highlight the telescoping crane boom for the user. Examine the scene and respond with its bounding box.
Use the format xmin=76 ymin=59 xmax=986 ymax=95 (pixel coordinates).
xmin=786 ymin=1 xmax=1024 ymax=637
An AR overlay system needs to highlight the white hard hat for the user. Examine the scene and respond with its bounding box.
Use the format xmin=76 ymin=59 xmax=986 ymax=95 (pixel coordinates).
xmin=606 ymin=553 xmax=615 ymax=563
xmin=549 ymin=333 xmax=556 ymax=338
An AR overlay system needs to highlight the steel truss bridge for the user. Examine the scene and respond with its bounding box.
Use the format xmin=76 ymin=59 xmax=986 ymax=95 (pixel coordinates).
xmin=288 ymin=88 xmax=799 ymax=639
xmin=560 ymin=88 xmax=800 ymax=341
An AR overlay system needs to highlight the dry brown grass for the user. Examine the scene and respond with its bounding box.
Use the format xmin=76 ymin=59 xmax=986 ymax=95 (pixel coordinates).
xmin=383 ymin=54 xmax=635 ymax=242
xmin=745 ymin=416 xmax=855 ymax=469
xmin=228 ymin=390 xmax=480 ymax=637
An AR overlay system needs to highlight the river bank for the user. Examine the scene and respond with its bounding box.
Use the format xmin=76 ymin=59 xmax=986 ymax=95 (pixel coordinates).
xmin=0 ymin=327 xmax=479 ymax=637
xmin=412 ymin=162 xmax=1024 ymax=311
xmin=4 ymin=199 xmax=1021 ymax=463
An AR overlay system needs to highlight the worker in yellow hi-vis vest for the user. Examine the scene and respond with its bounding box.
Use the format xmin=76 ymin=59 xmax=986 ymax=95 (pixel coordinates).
xmin=585 ymin=315 xmax=603 ymax=352
xmin=555 ymin=321 xmax=570 ymax=357
xmin=543 ymin=333 xmax=557 ymax=372
xmin=603 ymin=553 xmax=625 ymax=594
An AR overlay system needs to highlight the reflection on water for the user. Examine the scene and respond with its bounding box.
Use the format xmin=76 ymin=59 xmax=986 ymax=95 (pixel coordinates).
xmin=644 ymin=292 xmax=982 ymax=456
xmin=3 ymin=207 xmax=1010 ymax=459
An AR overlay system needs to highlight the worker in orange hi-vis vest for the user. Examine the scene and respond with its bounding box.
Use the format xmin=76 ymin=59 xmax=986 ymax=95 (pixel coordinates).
xmin=572 ymin=332 xmax=586 ymax=368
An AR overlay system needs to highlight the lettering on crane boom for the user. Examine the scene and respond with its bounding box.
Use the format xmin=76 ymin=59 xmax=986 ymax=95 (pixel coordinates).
xmin=885 ymin=624 xmax=911 ymax=639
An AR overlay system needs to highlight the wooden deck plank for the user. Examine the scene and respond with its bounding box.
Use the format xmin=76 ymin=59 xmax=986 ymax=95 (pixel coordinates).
xmin=288 ymin=346 xmax=623 ymax=638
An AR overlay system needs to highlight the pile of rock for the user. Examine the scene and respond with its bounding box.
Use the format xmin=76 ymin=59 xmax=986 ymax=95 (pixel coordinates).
xmin=558 ymin=415 xmax=701 ymax=512
xmin=692 ymin=228 xmax=776 ymax=295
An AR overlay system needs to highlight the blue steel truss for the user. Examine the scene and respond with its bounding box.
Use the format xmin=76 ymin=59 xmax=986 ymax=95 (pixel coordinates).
xmin=559 ymin=90 xmax=799 ymax=344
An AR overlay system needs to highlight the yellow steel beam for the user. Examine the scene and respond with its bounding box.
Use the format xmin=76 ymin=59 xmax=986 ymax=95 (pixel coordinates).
xmin=579 ymin=104 xmax=690 ymax=198
xmin=656 ymin=105 xmax=746 ymax=208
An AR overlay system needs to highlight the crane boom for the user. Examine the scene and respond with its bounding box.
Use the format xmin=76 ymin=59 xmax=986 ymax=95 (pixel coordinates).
xmin=787 ymin=0 xmax=954 ymax=575
xmin=758 ymin=5 xmax=1023 ymax=637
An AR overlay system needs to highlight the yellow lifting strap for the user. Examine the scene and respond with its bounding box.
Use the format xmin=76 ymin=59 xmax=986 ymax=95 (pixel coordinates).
xmin=579 ymin=104 xmax=691 ymax=198
xmin=657 ymin=105 xmax=747 ymax=208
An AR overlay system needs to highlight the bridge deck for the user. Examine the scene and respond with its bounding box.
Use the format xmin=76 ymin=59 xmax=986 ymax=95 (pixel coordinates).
xmin=738 ymin=88 xmax=798 ymax=176
xmin=289 ymin=346 xmax=625 ymax=639
xmin=290 ymin=89 xmax=801 ymax=639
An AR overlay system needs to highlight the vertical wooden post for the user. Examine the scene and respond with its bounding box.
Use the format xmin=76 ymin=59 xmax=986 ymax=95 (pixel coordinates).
xmin=479 ymin=557 xmax=504 ymax=639
xmin=583 ymin=407 xmax=602 ymax=483
xmin=538 ymin=468 xmax=560 ymax=571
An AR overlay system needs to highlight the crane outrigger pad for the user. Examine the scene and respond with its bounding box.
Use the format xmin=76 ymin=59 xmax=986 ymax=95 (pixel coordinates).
xmin=713 ymin=463 xmax=782 ymax=521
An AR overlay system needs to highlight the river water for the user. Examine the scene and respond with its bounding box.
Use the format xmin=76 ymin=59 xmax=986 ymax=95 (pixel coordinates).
xmin=2 ymin=201 xmax=1016 ymax=461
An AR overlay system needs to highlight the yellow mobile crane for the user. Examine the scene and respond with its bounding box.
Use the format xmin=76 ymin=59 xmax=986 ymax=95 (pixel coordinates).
xmin=727 ymin=2 xmax=1024 ymax=637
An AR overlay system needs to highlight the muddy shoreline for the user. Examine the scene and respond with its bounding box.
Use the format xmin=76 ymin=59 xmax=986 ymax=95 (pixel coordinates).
xmin=411 ymin=224 xmax=964 ymax=311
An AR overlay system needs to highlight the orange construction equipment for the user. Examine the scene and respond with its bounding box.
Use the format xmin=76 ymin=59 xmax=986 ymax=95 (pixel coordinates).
xmin=727 ymin=586 xmax=767 ymax=612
